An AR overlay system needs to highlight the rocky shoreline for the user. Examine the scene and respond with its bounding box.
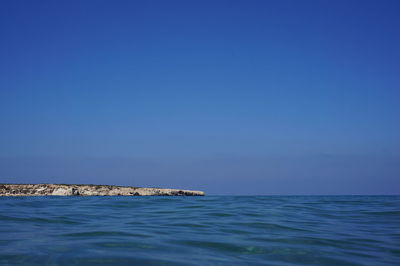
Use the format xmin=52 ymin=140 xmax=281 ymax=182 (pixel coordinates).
xmin=0 ymin=184 xmax=205 ymax=196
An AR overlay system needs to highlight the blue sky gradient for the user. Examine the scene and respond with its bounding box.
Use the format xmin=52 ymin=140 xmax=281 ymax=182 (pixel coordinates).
xmin=0 ymin=0 xmax=399 ymax=194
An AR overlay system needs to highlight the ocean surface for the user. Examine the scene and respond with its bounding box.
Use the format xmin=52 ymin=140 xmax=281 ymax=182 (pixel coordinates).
xmin=0 ymin=196 xmax=399 ymax=265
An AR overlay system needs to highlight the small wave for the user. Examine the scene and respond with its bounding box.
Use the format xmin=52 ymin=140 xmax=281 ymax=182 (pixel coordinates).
xmin=361 ymin=211 xmax=400 ymax=216
xmin=61 ymin=256 xmax=185 ymax=266
xmin=94 ymin=241 xmax=155 ymax=249
xmin=174 ymin=240 xmax=267 ymax=254
xmin=61 ymin=231 xmax=149 ymax=238
xmin=167 ymin=223 xmax=209 ymax=228
xmin=0 ymin=214 xmax=81 ymax=224
xmin=234 ymin=222 xmax=312 ymax=232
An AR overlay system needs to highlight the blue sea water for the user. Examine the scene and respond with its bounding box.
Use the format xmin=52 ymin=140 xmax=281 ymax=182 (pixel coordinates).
xmin=0 ymin=196 xmax=399 ymax=265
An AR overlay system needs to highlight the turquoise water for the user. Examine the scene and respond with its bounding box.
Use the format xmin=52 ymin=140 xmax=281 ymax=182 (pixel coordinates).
xmin=0 ymin=196 xmax=399 ymax=265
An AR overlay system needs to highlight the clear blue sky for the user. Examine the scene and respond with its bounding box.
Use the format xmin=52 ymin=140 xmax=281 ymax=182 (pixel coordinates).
xmin=0 ymin=0 xmax=399 ymax=194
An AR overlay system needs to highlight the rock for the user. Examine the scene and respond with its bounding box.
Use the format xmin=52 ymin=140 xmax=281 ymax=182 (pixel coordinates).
xmin=52 ymin=187 xmax=74 ymax=196
xmin=72 ymin=188 xmax=79 ymax=196
xmin=0 ymin=184 xmax=205 ymax=197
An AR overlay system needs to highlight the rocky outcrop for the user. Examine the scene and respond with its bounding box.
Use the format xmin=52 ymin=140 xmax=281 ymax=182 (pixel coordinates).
xmin=0 ymin=184 xmax=205 ymax=196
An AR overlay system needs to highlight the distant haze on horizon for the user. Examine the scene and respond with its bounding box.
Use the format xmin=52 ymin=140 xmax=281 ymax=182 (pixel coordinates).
xmin=0 ymin=0 xmax=399 ymax=195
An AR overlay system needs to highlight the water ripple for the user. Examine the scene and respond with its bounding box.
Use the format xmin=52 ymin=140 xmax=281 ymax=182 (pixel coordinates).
xmin=1 ymin=195 xmax=399 ymax=265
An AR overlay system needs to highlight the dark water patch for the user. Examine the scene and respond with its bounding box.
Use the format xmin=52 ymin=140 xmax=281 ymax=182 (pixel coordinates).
xmin=179 ymin=205 xmax=205 ymax=209
xmin=94 ymin=241 xmax=156 ymax=249
xmin=237 ymin=211 xmax=264 ymax=217
xmin=61 ymin=231 xmax=147 ymax=238
xmin=388 ymin=249 xmax=400 ymax=255
xmin=174 ymin=240 xmax=267 ymax=254
xmin=361 ymin=211 xmax=400 ymax=216
xmin=168 ymin=222 xmax=209 ymax=228
xmin=219 ymin=228 xmax=252 ymax=235
xmin=0 ymin=254 xmax=53 ymax=265
xmin=207 ymin=212 xmax=235 ymax=217
xmin=251 ymin=236 xmax=370 ymax=250
xmin=64 ymin=256 xmax=186 ymax=266
xmin=235 ymin=221 xmax=312 ymax=232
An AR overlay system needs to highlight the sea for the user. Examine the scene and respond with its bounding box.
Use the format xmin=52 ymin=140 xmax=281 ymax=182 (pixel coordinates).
xmin=0 ymin=196 xmax=399 ymax=265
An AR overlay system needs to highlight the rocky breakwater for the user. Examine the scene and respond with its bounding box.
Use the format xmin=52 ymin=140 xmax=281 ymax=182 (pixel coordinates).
xmin=0 ymin=184 xmax=205 ymax=196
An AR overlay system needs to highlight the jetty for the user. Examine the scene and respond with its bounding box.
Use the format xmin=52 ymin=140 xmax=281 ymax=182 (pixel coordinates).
xmin=0 ymin=184 xmax=205 ymax=196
